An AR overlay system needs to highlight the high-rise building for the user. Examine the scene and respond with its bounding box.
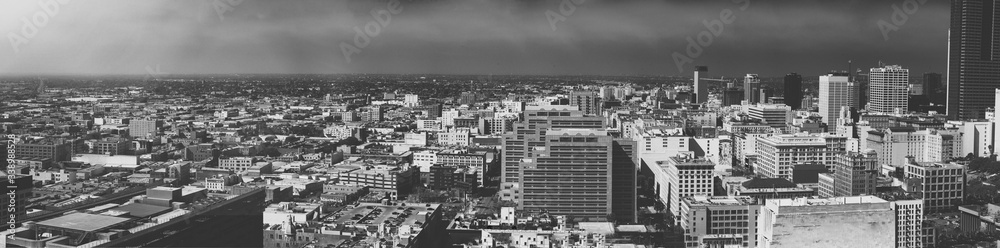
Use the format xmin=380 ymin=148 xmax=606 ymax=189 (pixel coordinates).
xmin=744 ymin=74 xmax=761 ymax=104
xmin=924 ymin=73 xmax=944 ymax=105
xmin=947 ymin=0 xmax=1000 ymax=120
xmin=694 ymin=66 xmax=709 ymax=104
xmin=129 ymin=119 xmax=162 ymax=138
xmin=611 ymin=139 xmax=638 ymax=223
xmin=569 ymin=90 xmax=601 ymax=116
xmin=501 ymin=106 xmax=622 ymax=219
xmin=722 ymin=88 xmax=745 ymax=107
xmin=869 ymin=65 xmax=910 ymax=115
xmin=755 ymin=133 xmax=848 ymax=179
xmin=856 ymin=68 xmax=870 ymax=110
xmin=783 ymin=73 xmax=803 ymax=110
xmin=819 ymin=73 xmax=856 ymax=125
xmin=832 ymin=150 xmax=879 ymax=197
xmin=903 ymin=158 xmax=966 ymax=213
xmin=663 ymin=155 xmax=715 ymax=219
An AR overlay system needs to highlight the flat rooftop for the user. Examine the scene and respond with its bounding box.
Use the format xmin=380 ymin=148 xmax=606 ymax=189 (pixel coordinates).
xmin=684 ymin=196 xmax=756 ymax=206
xmin=35 ymin=213 xmax=131 ymax=232
xmin=768 ymin=195 xmax=888 ymax=207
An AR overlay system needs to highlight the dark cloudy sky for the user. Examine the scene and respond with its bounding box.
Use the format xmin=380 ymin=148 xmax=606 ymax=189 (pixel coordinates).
xmin=0 ymin=0 xmax=950 ymax=77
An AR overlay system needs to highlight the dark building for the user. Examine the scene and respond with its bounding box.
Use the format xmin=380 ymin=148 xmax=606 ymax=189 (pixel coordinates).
xmin=612 ymin=139 xmax=637 ymax=223
xmin=791 ymin=163 xmax=830 ymax=184
xmin=856 ymin=69 xmax=870 ymax=110
xmin=947 ymin=0 xmax=1000 ymax=120
xmin=722 ymin=88 xmax=745 ymax=106
xmin=924 ymin=73 xmax=944 ymax=105
xmin=784 ymin=73 xmax=803 ymax=109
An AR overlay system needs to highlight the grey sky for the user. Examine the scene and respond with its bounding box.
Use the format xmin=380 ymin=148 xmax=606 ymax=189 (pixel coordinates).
xmin=0 ymin=0 xmax=950 ymax=77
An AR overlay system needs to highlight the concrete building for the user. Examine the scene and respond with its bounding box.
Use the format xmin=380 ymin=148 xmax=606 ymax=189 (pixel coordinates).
xmin=754 ymin=133 xmax=848 ymax=179
xmin=681 ymin=196 xmax=761 ymax=248
xmin=758 ymin=196 xmax=895 ymax=248
xmin=832 ymin=150 xmax=879 ymax=197
xmin=569 ymin=90 xmax=601 ymax=116
xmin=746 ymin=104 xmax=794 ymax=129
xmin=868 ymin=65 xmax=909 ymax=115
xmin=903 ymin=159 xmax=966 ymax=213
xmin=500 ymin=105 xmax=635 ymax=221
xmin=643 ymin=155 xmax=715 ymax=221
xmin=129 ymin=119 xmax=162 ymax=138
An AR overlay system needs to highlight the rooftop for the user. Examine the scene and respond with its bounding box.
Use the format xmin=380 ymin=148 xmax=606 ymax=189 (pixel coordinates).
xmin=684 ymin=196 xmax=756 ymax=206
xmin=35 ymin=213 xmax=132 ymax=232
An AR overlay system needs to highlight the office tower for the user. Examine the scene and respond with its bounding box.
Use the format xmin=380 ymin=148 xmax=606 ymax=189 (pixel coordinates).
xmin=832 ymin=150 xmax=879 ymax=197
xmin=743 ymin=74 xmax=761 ymax=104
xmin=783 ymin=73 xmax=803 ymax=110
xmin=694 ymin=66 xmax=709 ymax=104
xmin=569 ymin=90 xmax=601 ymax=116
xmin=681 ymin=196 xmax=761 ymax=248
xmin=500 ymin=106 xmax=615 ymax=219
xmin=722 ymin=88 xmax=745 ymax=106
xmin=947 ymin=0 xmax=1000 ymax=120
xmin=663 ymin=155 xmax=715 ymax=219
xmin=869 ymin=65 xmax=910 ymax=114
xmin=759 ymin=196 xmax=895 ymax=248
xmin=755 ymin=133 xmax=848 ymax=179
xmin=129 ymin=119 xmax=162 ymax=138
xmin=924 ymin=73 xmax=944 ymax=104
xmin=903 ymin=158 xmax=966 ymax=213
xmin=746 ymin=104 xmax=793 ymax=129
xmin=459 ymin=92 xmax=478 ymax=105
xmin=611 ymin=139 xmax=638 ymax=223
xmin=856 ymin=68 xmax=870 ymax=110
xmin=819 ymin=73 xmax=856 ymax=125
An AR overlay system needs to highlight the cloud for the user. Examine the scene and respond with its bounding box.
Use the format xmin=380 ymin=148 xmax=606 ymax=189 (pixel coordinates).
xmin=0 ymin=0 xmax=950 ymax=77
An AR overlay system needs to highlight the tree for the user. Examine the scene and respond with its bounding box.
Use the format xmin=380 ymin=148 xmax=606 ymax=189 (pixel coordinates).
xmin=258 ymin=147 xmax=282 ymax=157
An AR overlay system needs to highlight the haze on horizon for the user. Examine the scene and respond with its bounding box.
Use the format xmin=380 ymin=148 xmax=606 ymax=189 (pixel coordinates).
xmin=0 ymin=0 xmax=949 ymax=78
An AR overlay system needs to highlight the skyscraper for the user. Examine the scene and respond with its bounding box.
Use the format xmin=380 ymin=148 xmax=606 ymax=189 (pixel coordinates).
xmin=783 ymin=73 xmax=803 ymax=110
xmin=947 ymin=0 xmax=1000 ymax=120
xmin=694 ymin=66 xmax=709 ymax=104
xmin=923 ymin=72 xmax=944 ymax=104
xmin=744 ymin=74 xmax=761 ymax=104
xmin=868 ymin=65 xmax=909 ymax=115
xmin=819 ymin=73 xmax=855 ymax=125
